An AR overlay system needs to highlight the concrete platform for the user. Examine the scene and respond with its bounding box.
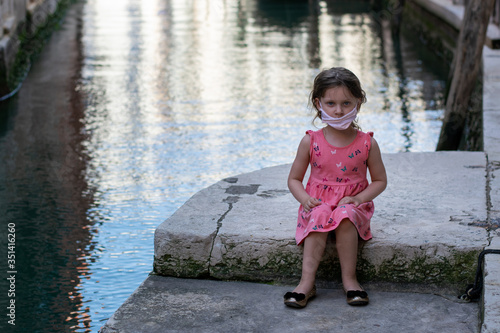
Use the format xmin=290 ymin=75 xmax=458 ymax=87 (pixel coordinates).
xmin=154 ymin=152 xmax=488 ymax=289
xmin=100 ymin=275 xmax=479 ymax=333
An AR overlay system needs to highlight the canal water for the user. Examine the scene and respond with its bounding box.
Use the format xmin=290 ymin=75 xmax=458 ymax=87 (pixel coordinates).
xmin=0 ymin=0 xmax=448 ymax=332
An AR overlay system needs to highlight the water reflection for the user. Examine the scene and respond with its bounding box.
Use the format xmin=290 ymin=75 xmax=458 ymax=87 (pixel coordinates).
xmin=0 ymin=3 xmax=96 ymax=331
xmin=0 ymin=0 xmax=447 ymax=331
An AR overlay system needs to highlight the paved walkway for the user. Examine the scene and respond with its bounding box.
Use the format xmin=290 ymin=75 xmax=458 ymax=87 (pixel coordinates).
xmin=101 ymin=275 xmax=479 ymax=333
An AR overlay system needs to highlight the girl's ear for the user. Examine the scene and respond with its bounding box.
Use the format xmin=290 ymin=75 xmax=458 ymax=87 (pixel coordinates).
xmin=314 ymin=98 xmax=320 ymax=110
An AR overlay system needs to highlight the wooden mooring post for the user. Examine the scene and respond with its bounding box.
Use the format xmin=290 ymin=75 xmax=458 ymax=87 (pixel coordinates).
xmin=436 ymin=0 xmax=496 ymax=150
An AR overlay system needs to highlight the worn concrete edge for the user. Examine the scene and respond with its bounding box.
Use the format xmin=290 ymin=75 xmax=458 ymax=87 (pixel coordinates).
xmin=153 ymin=179 xmax=234 ymax=279
xmin=100 ymin=279 xmax=147 ymax=333
xmin=154 ymin=152 xmax=489 ymax=291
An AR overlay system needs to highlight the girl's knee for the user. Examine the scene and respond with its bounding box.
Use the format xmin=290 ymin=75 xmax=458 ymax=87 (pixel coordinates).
xmin=338 ymin=218 xmax=354 ymax=228
xmin=336 ymin=219 xmax=358 ymax=235
xmin=306 ymin=231 xmax=329 ymax=242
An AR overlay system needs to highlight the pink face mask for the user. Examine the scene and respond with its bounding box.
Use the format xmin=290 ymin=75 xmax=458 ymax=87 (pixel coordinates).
xmin=319 ymin=102 xmax=358 ymax=130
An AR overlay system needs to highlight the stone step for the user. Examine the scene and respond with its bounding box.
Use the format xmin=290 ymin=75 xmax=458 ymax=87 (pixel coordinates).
xmin=154 ymin=152 xmax=488 ymax=290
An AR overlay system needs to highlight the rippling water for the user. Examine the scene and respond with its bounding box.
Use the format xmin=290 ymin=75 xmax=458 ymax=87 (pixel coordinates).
xmin=0 ymin=0 xmax=448 ymax=331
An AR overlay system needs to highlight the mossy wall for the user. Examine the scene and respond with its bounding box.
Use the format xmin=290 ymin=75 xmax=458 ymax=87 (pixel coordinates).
xmin=0 ymin=0 xmax=76 ymax=99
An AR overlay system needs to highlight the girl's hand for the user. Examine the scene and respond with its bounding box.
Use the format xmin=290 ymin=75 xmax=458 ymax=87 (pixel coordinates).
xmin=338 ymin=196 xmax=363 ymax=207
xmin=302 ymin=197 xmax=321 ymax=212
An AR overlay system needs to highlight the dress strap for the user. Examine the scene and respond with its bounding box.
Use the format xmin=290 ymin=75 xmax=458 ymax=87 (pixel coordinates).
xmin=306 ymin=130 xmax=315 ymax=156
xmin=364 ymin=131 xmax=373 ymax=158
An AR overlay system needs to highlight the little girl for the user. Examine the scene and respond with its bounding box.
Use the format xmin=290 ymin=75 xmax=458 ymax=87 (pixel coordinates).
xmin=284 ymin=67 xmax=387 ymax=308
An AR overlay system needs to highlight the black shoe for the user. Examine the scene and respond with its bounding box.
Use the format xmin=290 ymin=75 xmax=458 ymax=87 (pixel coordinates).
xmin=283 ymin=286 xmax=317 ymax=308
xmin=346 ymin=290 xmax=369 ymax=306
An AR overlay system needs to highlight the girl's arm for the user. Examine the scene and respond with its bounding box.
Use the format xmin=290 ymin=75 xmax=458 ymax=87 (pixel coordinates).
xmin=339 ymin=137 xmax=387 ymax=206
xmin=288 ymin=134 xmax=321 ymax=211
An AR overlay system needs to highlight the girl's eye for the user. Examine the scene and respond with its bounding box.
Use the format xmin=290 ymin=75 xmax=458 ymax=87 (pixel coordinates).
xmin=343 ymin=102 xmax=350 ymax=106
xmin=326 ymin=102 xmax=334 ymax=106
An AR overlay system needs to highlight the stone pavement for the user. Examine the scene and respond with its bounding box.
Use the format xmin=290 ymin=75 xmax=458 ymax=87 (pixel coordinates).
xmin=100 ymin=275 xmax=479 ymax=333
xmin=100 ymin=0 xmax=500 ymax=332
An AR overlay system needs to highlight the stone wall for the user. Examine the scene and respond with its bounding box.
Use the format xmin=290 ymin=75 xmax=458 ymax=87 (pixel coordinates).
xmin=0 ymin=0 xmax=63 ymax=98
xmin=453 ymin=0 xmax=499 ymax=27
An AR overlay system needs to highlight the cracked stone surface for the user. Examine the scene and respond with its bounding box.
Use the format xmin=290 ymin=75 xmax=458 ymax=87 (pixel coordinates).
xmin=154 ymin=152 xmax=489 ymax=288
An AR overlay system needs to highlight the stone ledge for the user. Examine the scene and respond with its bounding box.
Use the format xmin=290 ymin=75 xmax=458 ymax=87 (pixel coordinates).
xmin=154 ymin=152 xmax=488 ymax=290
xmin=412 ymin=0 xmax=500 ymax=49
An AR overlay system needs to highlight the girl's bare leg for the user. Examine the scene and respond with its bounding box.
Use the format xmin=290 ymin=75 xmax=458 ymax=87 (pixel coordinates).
xmin=293 ymin=231 xmax=328 ymax=294
xmin=335 ymin=218 xmax=362 ymax=291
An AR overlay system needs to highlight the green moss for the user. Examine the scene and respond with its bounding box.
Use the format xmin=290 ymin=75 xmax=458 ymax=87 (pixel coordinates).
xmin=154 ymin=238 xmax=479 ymax=292
xmin=210 ymin=250 xmax=303 ymax=283
xmin=211 ymin=246 xmax=478 ymax=291
xmin=356 ymin=257 xmax=378 ymax=282
xmin=361 ymin=249 xmax=478 ymax=288
xmin=153 ymin=254 xmax=210 ymax=279
xmin=0 ymin=0 xmax=78 ymax=96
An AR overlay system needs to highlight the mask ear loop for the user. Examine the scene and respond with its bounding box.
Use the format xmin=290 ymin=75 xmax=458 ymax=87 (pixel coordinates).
xmin=315 ymin=100 xmax=323 ymax=121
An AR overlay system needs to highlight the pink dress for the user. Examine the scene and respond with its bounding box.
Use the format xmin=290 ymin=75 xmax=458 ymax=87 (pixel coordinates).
xmin=295 ymin=129 xmax=375 ymax=245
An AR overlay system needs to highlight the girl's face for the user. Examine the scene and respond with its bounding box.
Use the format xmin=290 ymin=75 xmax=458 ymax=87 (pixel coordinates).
xmin=316 ymin=86 xmax=360 ymax=118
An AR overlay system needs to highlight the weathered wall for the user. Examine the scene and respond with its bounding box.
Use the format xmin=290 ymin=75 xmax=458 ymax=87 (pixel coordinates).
xmin=0 ymin=0 xmax=63 ymax=98
xmin=451 ymin=0 xmax=499 ymax=27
